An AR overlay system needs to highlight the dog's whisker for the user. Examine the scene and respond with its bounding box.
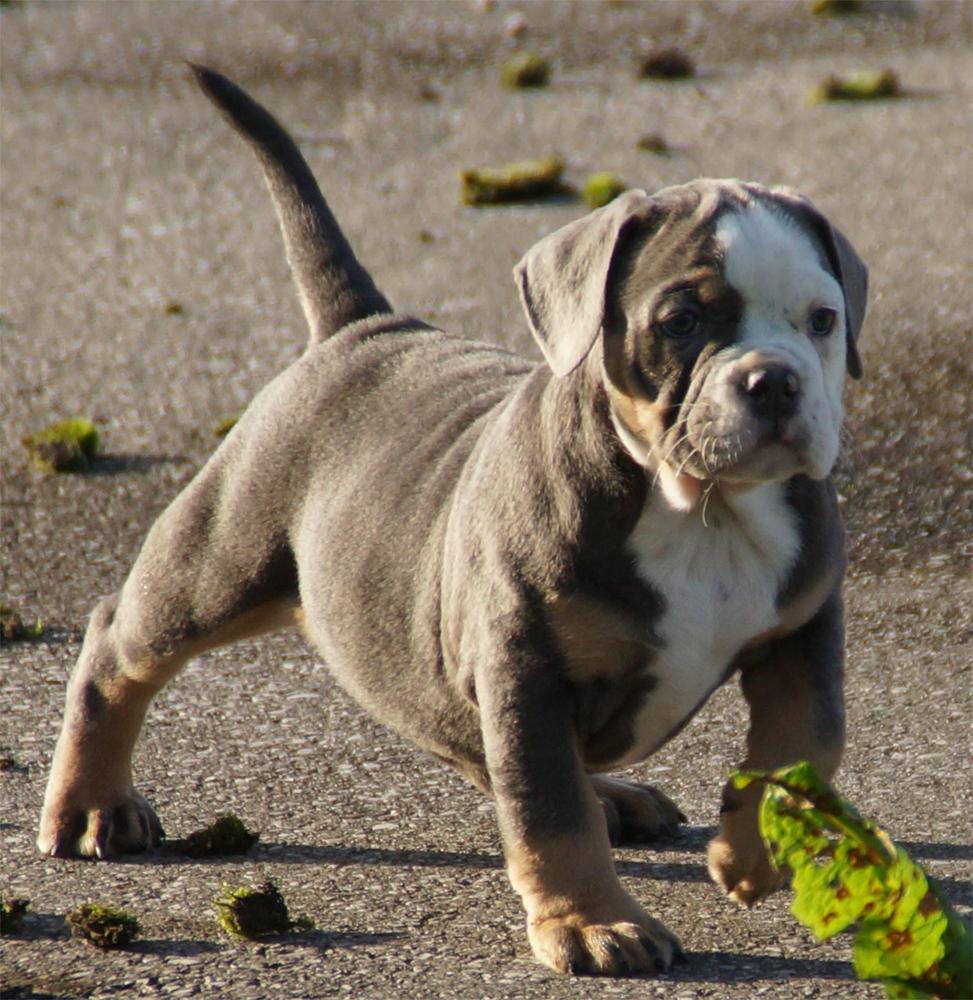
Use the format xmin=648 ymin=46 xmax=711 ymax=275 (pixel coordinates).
xmin=700 ymin=481 xmax=717 ymax=528
xmin=673 ymin=447 xmax=702 ymax=482
xmin=651 ymin=430 xmax=693 ymax=490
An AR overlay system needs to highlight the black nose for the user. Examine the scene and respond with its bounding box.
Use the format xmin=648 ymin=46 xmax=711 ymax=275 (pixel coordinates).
xmin=739 ymin=365 xmax=801 ymax=421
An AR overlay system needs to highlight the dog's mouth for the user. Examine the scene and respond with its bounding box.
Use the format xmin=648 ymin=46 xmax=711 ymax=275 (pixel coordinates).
xmin=655 ymin=417 xmax=811 ymax=512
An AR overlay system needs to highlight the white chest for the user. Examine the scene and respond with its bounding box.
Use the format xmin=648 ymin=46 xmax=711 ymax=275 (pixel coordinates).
xmin=616 ymin=484 xmax=800 ymax=766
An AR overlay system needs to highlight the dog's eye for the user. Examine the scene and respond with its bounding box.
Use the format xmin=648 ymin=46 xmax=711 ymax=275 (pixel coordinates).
xmin=659 ymin=310 xmax=699 ymax=338
xmin=809 ymin=307 xmax=837 ymax=337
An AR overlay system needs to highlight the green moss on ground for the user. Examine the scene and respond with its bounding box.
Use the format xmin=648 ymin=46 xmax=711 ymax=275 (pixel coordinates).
xmin=67 ymin=903 xmax=140 ymax=949
xmin=170 ymin=813 xmax=259 ymax=858
xmin=213 ymin=416 xmax=239 ymax=438
xmin=639 ymin=47 xmax=695 ymax=80
xmin=636 ymin=132 xmax=670 ymax=155
xmin=214 ymin=880 xmax=313 ymax=940
xmin=582 ymin=172 xmax=628 ymax=208
xmin=461 ymin=156 xmax=566 ymax=206
xmin=2 ymin=897 xmax=29 ymax=935
xmin=811 ymin=69 xmax=902 ymax=103
xmin=0 ymin=603 xmax=43 ymax=643
xmin=500 ymin=52 xmax=550 ymax=88
xmin=811 ymin=0 xmax=861 ymax=14
xmin=22 ymin=418 xmax=99 ymax=473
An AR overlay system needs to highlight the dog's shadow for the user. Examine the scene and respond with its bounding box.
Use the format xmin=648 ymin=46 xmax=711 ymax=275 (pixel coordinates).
xmin=254 ymin=841 xmax=710 ymax=884
xmin=673 ymin=950 xmax=856 ymax=984
xmin=87 ymin=453 xmax=189 ymax=476
xmin=156 ymin=828 xmax=972 ymax=904
xmin=155 ymin=824 xmax=719 ymax=885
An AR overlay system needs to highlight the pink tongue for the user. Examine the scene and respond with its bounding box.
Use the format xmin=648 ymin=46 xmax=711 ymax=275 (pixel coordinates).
xmin=658 ymin=463 xmax=704 ymax=512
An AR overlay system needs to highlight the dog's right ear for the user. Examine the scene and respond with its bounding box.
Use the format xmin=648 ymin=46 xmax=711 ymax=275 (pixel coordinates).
xmin=514 ymin=190 xmax=655 ymax=377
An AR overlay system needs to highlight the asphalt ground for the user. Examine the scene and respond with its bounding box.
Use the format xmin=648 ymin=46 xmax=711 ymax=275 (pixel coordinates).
xmin=1 ymin=2 xmax=971 ymax=998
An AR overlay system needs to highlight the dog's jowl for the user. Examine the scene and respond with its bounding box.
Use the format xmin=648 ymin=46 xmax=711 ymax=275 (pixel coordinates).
xmin=38 ymin=67 xmax=867 ymax=977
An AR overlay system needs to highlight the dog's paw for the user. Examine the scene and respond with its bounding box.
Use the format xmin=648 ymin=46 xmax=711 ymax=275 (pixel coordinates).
xmin=528 ymin=902 xmax=683 ymax=976
xmin=706 ymin=829 xmax=784 ymax=907
xmin=38 ymin=790 xmax=164 ymax=859
xmin=592 ymin=775 xmax=687 ymax=846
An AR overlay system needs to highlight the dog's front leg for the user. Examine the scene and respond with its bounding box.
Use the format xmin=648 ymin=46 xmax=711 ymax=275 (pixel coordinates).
xmin=708 ymin=592 xmax=846 ymax=906
xmin=476 ymin=655 xmax=681 ymax=976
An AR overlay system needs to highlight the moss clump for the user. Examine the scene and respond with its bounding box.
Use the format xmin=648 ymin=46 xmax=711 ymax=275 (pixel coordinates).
xmin=636 ymin=132 xmax=670 ymax=155
xmin=214 ymin=880 xmax=313 ymax=940
xmin=811 ymin=0 xmax=861 ymax=14
xmin=2 ymin=897 xmax=30 ymax=935
xmin=811 ymin=69 xmax=902 ymax=103
xmin=170 ymin=813 xmax=259 ymax=858
xmin=67 ymin=903 xmax=140 ymax=949
xmin=461 ymin=156 xmax=566 ymax=206
xmin=213 ymin=416 xmax=239 ymax=438
xmin=500 ymin=52 xmax=550 ymax=89
xmin=22 ymin=418 xmax=99 ymax=474
xmin=0 ymin=604 xmax=43 ymax=643
xmin=639 ymin=47 xmax=695 ymax=80
xmin=582 ymin=172 xmax=628 ymax=209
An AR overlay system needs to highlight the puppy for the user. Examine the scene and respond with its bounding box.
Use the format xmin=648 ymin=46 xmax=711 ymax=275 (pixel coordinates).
xmin=38 ymin=66 xmax=867 ymax=977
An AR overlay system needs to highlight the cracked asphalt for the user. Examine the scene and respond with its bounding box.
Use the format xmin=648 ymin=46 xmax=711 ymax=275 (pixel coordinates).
xmin=1 ymin=2 xmax=970 ymax=998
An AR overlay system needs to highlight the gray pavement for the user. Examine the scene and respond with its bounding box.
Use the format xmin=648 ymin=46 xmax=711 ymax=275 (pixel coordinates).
xmin=1 ymin=2 xmax=971 ymax=998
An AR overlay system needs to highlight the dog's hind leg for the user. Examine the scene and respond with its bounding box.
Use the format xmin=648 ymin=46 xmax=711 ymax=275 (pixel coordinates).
xmin=591 ymin=775 xmax=687 ymax=846
xmin=37 ymin=451 xmax=300 ymax=859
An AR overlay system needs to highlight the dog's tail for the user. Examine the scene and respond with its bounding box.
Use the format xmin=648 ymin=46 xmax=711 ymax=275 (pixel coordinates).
xmin=190 ymin=64 xmax=391 ymax=342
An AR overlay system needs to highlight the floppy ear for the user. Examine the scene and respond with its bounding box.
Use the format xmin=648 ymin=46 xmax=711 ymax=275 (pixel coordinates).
xmin=513 ymin=190 xmax=655 ymax=377
xmin=770 ymin=187 xmax=868 ymax=379
xmin=826 ymin=225 xmax=868 ymax=379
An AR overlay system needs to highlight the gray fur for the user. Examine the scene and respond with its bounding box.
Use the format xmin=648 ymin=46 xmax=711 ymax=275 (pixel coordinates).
xmin=38 ymin=68 xmax=868 ymax=978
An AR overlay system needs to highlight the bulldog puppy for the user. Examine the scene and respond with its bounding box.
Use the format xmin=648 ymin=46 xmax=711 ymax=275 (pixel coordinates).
xmin=38 ymin=66 xmax=867 ymax=977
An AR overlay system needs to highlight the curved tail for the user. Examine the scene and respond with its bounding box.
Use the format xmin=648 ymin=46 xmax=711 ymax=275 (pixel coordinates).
xmin=190 ymin=64 xmax=391 ymax=342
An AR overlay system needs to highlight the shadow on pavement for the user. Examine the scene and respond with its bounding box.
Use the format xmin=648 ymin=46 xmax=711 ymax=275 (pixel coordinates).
xmin=131 ymin=927 xmax=405 ymax=955
xmin=129 ymin=938 xmax=221 ymax=956
xmin=152 ymin=836 xmax=715 ymax=884
xmin=671 ymin=951 xmax=854 ymax=984
xmin=898 ymin=839 xmax=973 ymax=863
xmin=88 ymin=453 xmax=189 ymax=476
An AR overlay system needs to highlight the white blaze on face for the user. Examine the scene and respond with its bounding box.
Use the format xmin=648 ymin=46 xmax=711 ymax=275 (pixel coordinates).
xmin=714 ymin=201 xmax=848 ymax=479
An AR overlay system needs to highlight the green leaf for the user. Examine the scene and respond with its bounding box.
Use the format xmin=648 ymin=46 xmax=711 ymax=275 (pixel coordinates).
xmin=881 ymin=979 xmax=947 ymax=999
xmin=22 ymin=417 xmax=100 ymax=474
xmin=729 ymin=762 xmax=972 ymax=998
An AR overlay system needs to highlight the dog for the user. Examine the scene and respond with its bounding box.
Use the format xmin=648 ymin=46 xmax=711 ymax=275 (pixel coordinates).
xmin=38 ymin=65 xmax=867 ymax=977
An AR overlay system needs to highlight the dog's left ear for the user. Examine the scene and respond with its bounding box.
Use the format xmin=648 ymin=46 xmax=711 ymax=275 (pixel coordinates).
xmin=770 ymin=187 xmax=868 ymax=380
xmin=514 ymin=190 xmax=655 ymax=377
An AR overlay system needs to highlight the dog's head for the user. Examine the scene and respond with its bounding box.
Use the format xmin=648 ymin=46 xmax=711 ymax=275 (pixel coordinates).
xmin=515 ymin=180 xmax=867 ymax=510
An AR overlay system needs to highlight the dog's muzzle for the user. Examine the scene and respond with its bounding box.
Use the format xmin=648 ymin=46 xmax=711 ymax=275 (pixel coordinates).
xmin=660 ymin=348 xmax=830 ymax=504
